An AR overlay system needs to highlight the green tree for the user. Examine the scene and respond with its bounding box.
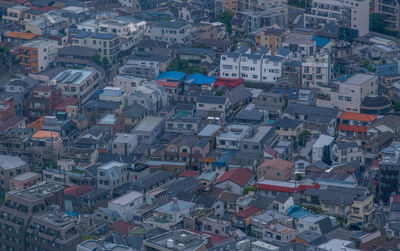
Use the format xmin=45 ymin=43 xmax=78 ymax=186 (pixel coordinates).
xmin=167 ymin=59 xmax=208 ymax=75
xmin=394 ymin=102 xmax=400 ymax=112
xmin=219 ymin=10 xmax=233 ymax=35
xmin=298 ymin=130 xmax=311 ymax=147
xmin=91 ymin=54 xmax=101 ymax=65
xmin=243 ymin=186 xmax=257 ymax=195
xmin=0 ymin=46 xmax=10 ymax=67
xmin=102 ymin=57 xmax=109 ymax=66
xmin=370 ymin=13 xmax=387 ymax=33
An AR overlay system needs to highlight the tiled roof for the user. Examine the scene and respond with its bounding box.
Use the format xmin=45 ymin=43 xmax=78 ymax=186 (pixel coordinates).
xmin=215 ymin=168 xmax=253 ymax=187
xmin=32 ymin=130 xmax=60 ymax=139
xmin=339 ymin=112 xmax=377 ymax=122
xmin=234 ymin=206 xmax=262 ymax=218
xmin=64 ymin=185 xmax=94 ymax=197
xmin=338 ymin=124 xmax=367 ymax=133
xmin=179 ymin=170 xmax=199 ymax=178
xmin=258 ymin=158 xmax=293 ymax=174
xmin=6 ymin=31 xmax=39 ymax=40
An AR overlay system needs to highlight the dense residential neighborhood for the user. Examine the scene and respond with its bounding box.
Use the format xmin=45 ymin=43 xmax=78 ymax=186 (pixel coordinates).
xmin=0 ymin=0 xmax=399 ymax=250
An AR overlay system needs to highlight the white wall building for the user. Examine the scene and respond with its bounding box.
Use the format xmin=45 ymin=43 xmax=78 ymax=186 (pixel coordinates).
xmin=149 ymin=19 xmax=193 ymax=44
xmin=108 ymin=191 xmax=144 ymax=221
xmin=312 ymin=135 xmax=335 ymax=163
xmin=220 ymin=47 xmax=284 ymax=83
xmin=304 ymin=0 xmax=369 ymax=36
xmin=114 ymin=75 xmax=146 ymax=93
xmin=301 ymin=54 xmax=331 ymax=89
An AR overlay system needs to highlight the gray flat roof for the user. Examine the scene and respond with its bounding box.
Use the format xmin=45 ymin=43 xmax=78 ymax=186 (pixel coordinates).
xmin=342 ymin=74 xmax=376 ymax=85
xmin=13 ymin=172 xmax=40 ymax=182
xmin=133 ymin=116 xmax=164 ymax=132
xmin=0 ymin=155 xmax=26 ymax=170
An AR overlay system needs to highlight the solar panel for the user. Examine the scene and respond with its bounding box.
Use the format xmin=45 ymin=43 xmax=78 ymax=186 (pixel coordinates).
xmin=55 ymin=71 xmax=71 ymax=82
xmin=65 ymin=72 xmax=82 ymax=83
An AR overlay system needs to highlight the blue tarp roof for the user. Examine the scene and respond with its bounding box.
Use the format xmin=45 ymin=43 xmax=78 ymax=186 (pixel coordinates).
xmin=185 ymin=73 xmax=216 ymax=85
xmin=313 ymin=36 xmax=330 ymax=48
xmin=157 ymin=71 xmax=186 ymax=81
xmin=287 ymin=205 xmax=314 ymax=219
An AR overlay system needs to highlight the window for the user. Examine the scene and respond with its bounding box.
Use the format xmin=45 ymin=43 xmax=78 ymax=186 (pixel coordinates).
xmin=345 ymin=97 xmax=352 ymax=102
xmin=338 ymin=96 xmax=343 ymax=100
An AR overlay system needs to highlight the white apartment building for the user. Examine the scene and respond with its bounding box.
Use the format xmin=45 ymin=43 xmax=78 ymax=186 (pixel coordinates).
xmin=262 ymin=55 xmax=284 ymax=83
xmin=149 ymin=19 xmax=193 ymax=44
xmin=52 ymin=69 xmax=101 ymax=103
xmin=240 ymin=54 xmax=263 ymax=82
xmin=317 ymin=73 xmax=378 ymax=112
xmin=114 ymin=75 xmax=146 ymax=93
xmin=312 ymin=134 xmax=335 ymax=163
xmin=282 ymin=31 xmax=316 ymax=61
xmin=301 ymin=54 xmax=331 ymax=89
xmin=220 ymin=47 xmax=284 ymax=83
xmin=304 ymin=0 xmax=369 ymax=36
xmin=108 ymin=191 xmax=144 ymax=221
xmin=19 ymin=39 xmax=58 ymax=73
xmin=72 ymin=32 xmax=120 ymax=62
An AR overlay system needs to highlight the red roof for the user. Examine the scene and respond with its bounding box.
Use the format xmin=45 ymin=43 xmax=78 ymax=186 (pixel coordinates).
xmin=191 ymin=230 xmax=232 ymax=247
xmin=34 ymin=85 xmax=52 ymax=92
xmin=214 ymin=78 xmax=244 ymax=89
xmin=234 ymin=206 xmax=262 ymax=218
xmin=179 ymin=170 xmax=200 ymax=178
xmin=111 ymin=221 xmax=136 ymax=236
xmin=215 ymin=168 xmax=254 ymax=187
xmin=64 ymin=185 xmax=94 ymax=197
xmin=338 ymin=124 xmax=367 ymax=133
xmin=339 ymin=112 xmax=377 ymax=122
xmin=254 ymin=182 xmax=320 ymax=193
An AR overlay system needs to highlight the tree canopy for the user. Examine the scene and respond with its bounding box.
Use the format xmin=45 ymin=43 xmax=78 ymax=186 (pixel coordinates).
xmin=219 ymin=10 xmax=233 ymax=35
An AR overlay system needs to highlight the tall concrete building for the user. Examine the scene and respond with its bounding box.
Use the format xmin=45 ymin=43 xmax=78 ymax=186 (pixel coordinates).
xmin=304 ymin=0 xmax=369 ymax=36
xmin=374 ymin=0 xmax=400 ymax=30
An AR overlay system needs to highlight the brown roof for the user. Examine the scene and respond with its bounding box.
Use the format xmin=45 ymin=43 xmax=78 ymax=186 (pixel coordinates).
xmin=215 ymin=168 xmax=254 ymax=187
xmin=258 ymin=158 xmax=294 ymax=176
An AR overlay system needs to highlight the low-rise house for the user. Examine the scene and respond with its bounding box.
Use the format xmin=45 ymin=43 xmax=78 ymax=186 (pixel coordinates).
xmin=149 ymin=19 xmax=193 ymax=44
xmin=178 ymin=47 xmax=216 ymax=65
xmin=196 ymin=95 xmax=229 ymax=123
xmin=72 ymin=32 xmax=120 ymax=62
xmin=108 ymin=191 xmax=144 ymax=221
xmin=112 ymin=133 xmax=138 ymax=155
xmin=312 ymin=135 xmax=335 ymax=164
xmin=10 ymin=172 xmax=41 ymax=191
xmin=274 ymin=118 xmax=303 ymax=146
xmin=281 ymin=103 xmax=341 ymax=137
xmin=338 ymin=112 xmax=377 ymax=138
xmin=52 ymin=68 xmax=101 ymax=104
xmin=297 ymin=214 xmax=338 ymax=235
xmin=57 ymin=46 xmax=98 ymax=67
xmin=131 ymin=170 xmax=175 ymax=193
xmin=273 ymin=194 xmax=294 ymax=214
xmin=332 ymin=141 xmax=364 ymax=165
xmin=145 ymin=198 xmax=196 ymax=230
xmin=201 ymin=217 xmax=231 ymax=237
xmin=263 ymin=223 xmax=297 ymax=244
xmin=257 ymin=158 xmax=294 ymax=182
xmin=123 ymin=103 xmax=147 ymax=131
xmin=0 ymin=155 xmax=30 ymax=191
xmin=64 ymin=185 xmax=108 ymax=214
xmin=216 ymin=124 xmax=251 ymax=150
xmin=214 ymin=168 xmax=254 ymax=194
xmin=132 ymin=116 xmax=165 ymax=145
xmin=232 ymin=206 xmax=262 ymax=229
xmin=127 ymin=83 xmax=168 ymax=114
xmin=301 ymin=186 xmax=374 ymax=224
xmin=113 ymin=75 xmax=146 ymax=93
xmin=252 ymin=210 xmax=293 ymax=238
xmin=97 ymin=161 xmax=129 ymax=195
